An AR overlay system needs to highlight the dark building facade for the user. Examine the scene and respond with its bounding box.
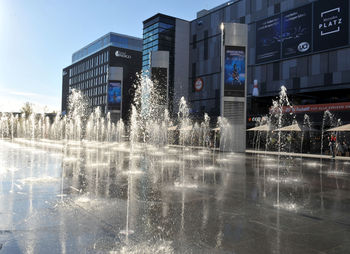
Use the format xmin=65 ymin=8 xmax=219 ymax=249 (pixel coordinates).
xmin=142 ymin=14 xmax=190 ymax=114
xmin=62 ymin=32 xmax=142 ymax=122
xmin=187 ymin=0 xmax=350 ymax=126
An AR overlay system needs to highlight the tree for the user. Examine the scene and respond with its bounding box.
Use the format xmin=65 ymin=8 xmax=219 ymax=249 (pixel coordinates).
xmin=21 ymin=102 xmax=33 ymax=119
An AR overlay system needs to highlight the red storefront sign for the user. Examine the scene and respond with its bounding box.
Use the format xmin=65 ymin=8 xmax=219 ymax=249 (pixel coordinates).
xmin=270 ymin=102 xmax=350 ymax=114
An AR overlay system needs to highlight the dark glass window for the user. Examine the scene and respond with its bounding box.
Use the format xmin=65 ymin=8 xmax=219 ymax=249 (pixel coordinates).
xmin=192 ymin=63 xmax=196 ymax=92
xmin=273 ymin=62 xmax=280 ymax=81
xmin=274 ymin=3 xmax=281 ymax=14
xmin=204 ymin=30 xmax=208 ymax=60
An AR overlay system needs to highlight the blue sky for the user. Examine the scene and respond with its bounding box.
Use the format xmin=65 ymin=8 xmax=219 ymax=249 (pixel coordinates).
xmin=0 ymin=0 xmax=226 ymax=112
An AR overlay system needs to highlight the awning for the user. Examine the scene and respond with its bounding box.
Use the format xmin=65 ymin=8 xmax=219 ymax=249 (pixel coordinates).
xmin=327 ymin=123 xmax=350 ymax=132
xmin=167 ymin=126 xmax=177 ymax=131
xmin=247 ymin=124 xmax=271 ymax=132
xmin=275 ymin=123 xmax=302 ymax=132
xmin=274 ymin=123 xmax=317 ymax=132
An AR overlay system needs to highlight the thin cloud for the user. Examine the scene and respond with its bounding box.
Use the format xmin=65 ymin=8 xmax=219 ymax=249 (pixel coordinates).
xmin=0 ymin=88 xmax=59 ymax=101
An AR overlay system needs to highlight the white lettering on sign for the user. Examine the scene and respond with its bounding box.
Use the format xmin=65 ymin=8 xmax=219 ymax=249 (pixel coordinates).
xmin=319 ymin=7 xmax=343 ymax=36
xmin=115 ymin=50 xmax=131 ymax=59
xmin=298 ymin=42 xmax=310 ymax=52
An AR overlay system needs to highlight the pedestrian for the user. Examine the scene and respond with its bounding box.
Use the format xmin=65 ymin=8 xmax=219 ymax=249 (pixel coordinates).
xmin=329 ymin=134 xmax=337 ymax=158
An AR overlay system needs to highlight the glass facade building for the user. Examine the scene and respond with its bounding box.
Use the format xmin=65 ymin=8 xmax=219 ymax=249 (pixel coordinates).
xmin=142 ymin=14 xmax=175 ymax=73
xmin=142 ymin=14 xmax=177 ymax=112
xmin=72 ymin=33 xmax=142 ymax=63
xmin=185 ymin=0 xmax=350 ymax=127
xmin=62 ymin=32 xmax=142 ymax=122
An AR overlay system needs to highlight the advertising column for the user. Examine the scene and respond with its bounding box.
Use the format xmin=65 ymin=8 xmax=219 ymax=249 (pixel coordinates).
xmin=220 ymin=23 xmax=248 ymax=152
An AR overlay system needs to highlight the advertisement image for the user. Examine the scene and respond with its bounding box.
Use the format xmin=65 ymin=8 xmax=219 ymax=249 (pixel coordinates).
xmin=108 ymin=81 xmax=121 ymax=110
xmin=256 ymin=14 xmax=281 ymax=63
xmin=313 ymin=0 xmax=349 ymax=52
xmin=282 ymin=4 xmax=312 ymax=58
xmin=224 ymin=46 xmax=245 ymax=97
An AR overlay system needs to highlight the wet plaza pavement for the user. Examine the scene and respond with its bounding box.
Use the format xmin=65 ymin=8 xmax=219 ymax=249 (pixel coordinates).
xmin=0 ymin=139 xmax=350 ymax=253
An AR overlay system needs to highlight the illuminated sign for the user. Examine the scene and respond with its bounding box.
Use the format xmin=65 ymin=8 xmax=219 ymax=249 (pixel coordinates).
xmin=255 ymin=0 xmax=349 ymax=62
xmin=282 ymin=4 xmax=312 ymax=57
xmin=224 ymin=46 xmax=245 ymax=97
xmin=108 ymin=81 xmax=121 ymax=110
xmin=256 ymin=15 xmax=281 ymax=63
xmin=270 ymin=102 xmax=350 ymax=114
xmin=313 ymin=0 xmax=348 ymax=51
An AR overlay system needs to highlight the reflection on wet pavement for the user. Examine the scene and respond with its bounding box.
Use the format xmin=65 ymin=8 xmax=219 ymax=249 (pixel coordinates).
xmin=0 ymin=139 xmax=350 ymax=253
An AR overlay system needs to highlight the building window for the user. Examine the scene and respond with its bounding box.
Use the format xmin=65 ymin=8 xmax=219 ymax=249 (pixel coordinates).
xmin=204 ymin=30 xmax=208 ymax=60
xmin=193 ymin=34 xmax=197 ymax=49
xmin=192 ymin=63 xmax=196 ymax=92
xmin=273 ymin=62 xmax=280 ymax=81
xmin=274 ymin=3 xmax=281 ymax=14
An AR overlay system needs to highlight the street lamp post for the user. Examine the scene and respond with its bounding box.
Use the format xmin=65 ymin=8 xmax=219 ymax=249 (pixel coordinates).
xmin=220 ymin=23 xmax=225 ymax=118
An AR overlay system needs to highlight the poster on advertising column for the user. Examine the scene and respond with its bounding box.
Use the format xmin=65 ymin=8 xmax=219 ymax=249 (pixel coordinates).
xmin=313 ymin=0 xmax=349 ymax=52
xmin=282 ymin=4 xmax=312 ymax=58
xmin=256 ymin=14 xmax=281 ymax=63
xmin=224 ymin=46 xmax=245 ymax=97
xmin=108 ymin=81 xmax=122 ymax=110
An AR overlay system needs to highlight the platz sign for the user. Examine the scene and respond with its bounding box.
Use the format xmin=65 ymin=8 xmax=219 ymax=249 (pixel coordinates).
xmin=313 ymin=0 xmax=348 ymax=51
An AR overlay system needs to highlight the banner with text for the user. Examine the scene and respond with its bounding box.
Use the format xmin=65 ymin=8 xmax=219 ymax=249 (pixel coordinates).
xmin=256 ymin=14 xmax=281 ymax=63
xmin=313 ymin=0 xmax=349 ymax=52
xmin=282 ymin=4 xmax=312 ymax=58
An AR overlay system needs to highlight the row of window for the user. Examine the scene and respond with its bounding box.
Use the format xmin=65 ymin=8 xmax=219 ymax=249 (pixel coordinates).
xmin=143 ymin=23 xmax=174 ymax=38
xmin=69 ymin=84 xmax=107 ymax=98
xmin=72 ymin=35 xmax=110 ymax=62
xmin=143 ymin=39 xmax=158 ymax=50
xmin=70 ymin=75 xmax=108 ymax=91
xmin=84 ymin=86 xmax=107 ymax=96
xmin=142 ymin=45 xmax=158 ymax=67
xmin=143 ymin=34 xmax=158 ymax=44
xmin=69 ymin=51 xmax=109 ymax=77
xmin=69 ymin=65 xmax=108 ymax=85
xmin=89 ymin=96 xmax=106 ymax=106
xmin=142 ymin=22 xmax=176 ymax=70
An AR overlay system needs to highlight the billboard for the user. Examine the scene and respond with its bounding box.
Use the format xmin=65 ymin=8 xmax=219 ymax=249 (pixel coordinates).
xmin=108 ymin=81 xmax=121 ymax=110
xmin=256 ymin=14 xmax=281 ymax=63
xmin=313 ymin=0 xmax=349 ymax=52
xmin=224 ymin=46 xmax=245 ymax=97
xmin=282 ymin=4 xmax=312 ymax=58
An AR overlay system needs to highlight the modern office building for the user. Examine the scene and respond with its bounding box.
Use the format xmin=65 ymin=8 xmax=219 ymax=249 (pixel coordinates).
xmin=187 ymin=0 xmax=350 ymax=128
xmin=143 ymin=10 xmax=248 ymax=151
xmin=142 ymin=14 xmax=190 ymax=113
xmin=142 ymin=0 xmax=350 ymax=130
xmin=62 ymin=32 xmax=142 ymax=122
xmin=140 ymin=0 xmax=350 ymax=151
